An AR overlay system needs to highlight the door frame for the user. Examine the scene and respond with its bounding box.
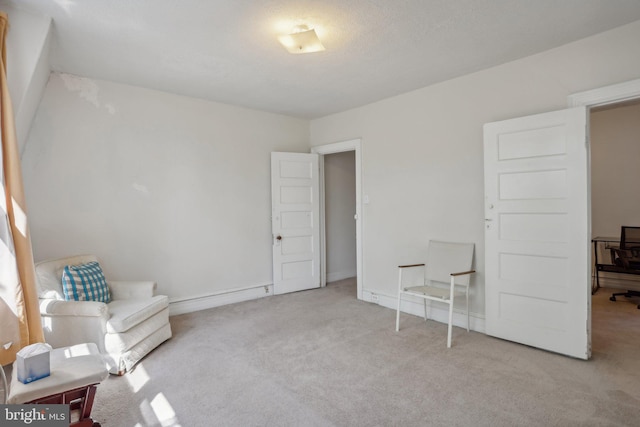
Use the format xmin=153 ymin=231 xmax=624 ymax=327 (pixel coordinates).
xmin=568 ymin=78 xmax=640 ymax=109
xmin=311 ymin=139 xmax=363 ymax=300
xmin=567 ymin=78 xmax=640 ymax=339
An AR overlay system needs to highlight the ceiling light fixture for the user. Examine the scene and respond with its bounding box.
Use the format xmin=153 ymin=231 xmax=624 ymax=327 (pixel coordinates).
xmin=278 ymin=24 xmax=325 ymax=54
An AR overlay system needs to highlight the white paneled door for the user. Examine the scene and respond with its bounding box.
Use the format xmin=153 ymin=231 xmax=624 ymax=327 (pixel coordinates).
xmin=484 ymin=106 xmax=590 ymax=359
xmin=271 ymin=152 xmax=320 ymax=295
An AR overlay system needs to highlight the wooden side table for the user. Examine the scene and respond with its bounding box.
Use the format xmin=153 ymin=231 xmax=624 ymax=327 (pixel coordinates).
xmin=8 ymin=343 xmax=109 ymax=427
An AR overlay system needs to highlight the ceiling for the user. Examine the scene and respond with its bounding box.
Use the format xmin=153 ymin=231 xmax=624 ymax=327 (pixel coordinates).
xmin=6 ymin=0 xmax=640 ymax=119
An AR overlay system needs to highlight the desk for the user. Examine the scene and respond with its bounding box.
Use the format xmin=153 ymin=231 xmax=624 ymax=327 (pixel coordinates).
xmin=592 ymin=236 xmax=620 ymax=294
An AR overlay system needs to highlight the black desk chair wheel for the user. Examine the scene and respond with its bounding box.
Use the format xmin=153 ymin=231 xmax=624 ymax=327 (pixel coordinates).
xmin=610 ymin=290 xmax=640 ymax=309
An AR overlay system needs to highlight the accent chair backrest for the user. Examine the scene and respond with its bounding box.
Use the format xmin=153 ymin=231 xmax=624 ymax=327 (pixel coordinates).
xmin=34 ymin=255 xmax=98 ymax=300
xmin=425 ymin=240 xmax=474 ymax=286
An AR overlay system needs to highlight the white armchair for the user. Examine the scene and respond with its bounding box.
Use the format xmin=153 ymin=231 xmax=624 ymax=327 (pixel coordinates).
xmin=35 ymin=255 xmax=172 ymax=374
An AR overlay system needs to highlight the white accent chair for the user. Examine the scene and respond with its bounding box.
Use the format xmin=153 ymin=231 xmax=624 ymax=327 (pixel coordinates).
xmin=395 ymin=241 xmax=475 ymax=348
xmin=35 ymin=255 xmax=172 ymax=374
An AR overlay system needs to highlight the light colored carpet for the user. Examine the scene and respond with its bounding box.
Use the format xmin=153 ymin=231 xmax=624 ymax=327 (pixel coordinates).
xmin=92 ymin=279 xmax=640 ymax=426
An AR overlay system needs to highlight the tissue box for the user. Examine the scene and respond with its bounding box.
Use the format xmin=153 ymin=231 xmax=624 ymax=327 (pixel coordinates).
xmin=16 ymin=343 xmax=52 ymax=384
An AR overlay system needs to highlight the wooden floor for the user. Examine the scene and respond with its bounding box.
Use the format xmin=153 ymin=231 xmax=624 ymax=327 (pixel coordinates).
xmin=591 ymin=286 xmax=640 ymax=359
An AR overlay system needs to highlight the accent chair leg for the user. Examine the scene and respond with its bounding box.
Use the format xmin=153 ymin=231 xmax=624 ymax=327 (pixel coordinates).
xmin=396 ymin=293 xmax=401 ymax=332
xmin=466 ymin=290 xmax=470 ymax=332
xmin=447 ymin=302 xmax=454 ymax=348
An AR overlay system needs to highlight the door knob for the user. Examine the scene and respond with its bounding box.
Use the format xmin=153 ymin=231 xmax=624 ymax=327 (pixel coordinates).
xmin=276 ymin=235 xmax=282 ymax=241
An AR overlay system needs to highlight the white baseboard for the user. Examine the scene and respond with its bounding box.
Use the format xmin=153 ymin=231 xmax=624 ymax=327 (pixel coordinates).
xmin=362 ymin=289 xmax=486 ymax=334
xmin=326 ymin=269 xmax=357 ymax=283
xmin=169 ymin=283 xmax=273 ymax=316
xmin=168 ymin=282 xmax=486 ymax=335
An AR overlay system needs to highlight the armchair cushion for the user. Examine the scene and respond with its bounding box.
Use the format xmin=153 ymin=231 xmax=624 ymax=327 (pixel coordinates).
xmin=62 ymin=261 xmax=111 ymax=303
xmin=106 ymin=295 xmax=169 ymax=333
xmin=109 ymin=280 xmax=156 ymax=300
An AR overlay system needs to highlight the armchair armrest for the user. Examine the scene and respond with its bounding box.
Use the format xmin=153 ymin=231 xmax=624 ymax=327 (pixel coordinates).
xmin=109 ymin=281 xmax=157 ymax=300
xmin=39 ymin=299 xmax=108 ymax=318
xmin=451 ymin=270 xmax=475 ymax=277
xmin=398 ymin=263 xmax=426 ymax=291
xmin=449 ymin=270 xmax=476 ymax=290
xmin=398 ymin=263 xmax=425 ymax=268
xmin=39 ymin=299 xmax=108 ymax=353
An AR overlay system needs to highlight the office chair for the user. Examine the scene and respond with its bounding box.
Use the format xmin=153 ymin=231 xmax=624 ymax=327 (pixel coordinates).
xmin=609 ymin=226 xmax=640 ymax=309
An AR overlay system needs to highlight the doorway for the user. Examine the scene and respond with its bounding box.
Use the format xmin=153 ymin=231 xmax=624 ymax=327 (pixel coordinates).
xmin=570 ymin=78 xmax=640 ymax=357
xmin=589 ymin=98 xmax=640 ymax=356
xmin=311 ymin=139 xmax=364 ymax=300
xmin=481 ymin=78 xmax=640 ymax=358
xmin=324 ymin=151 xmax=357 ymax=287
xmin=590 ymin=99 xmax=640 ymax=289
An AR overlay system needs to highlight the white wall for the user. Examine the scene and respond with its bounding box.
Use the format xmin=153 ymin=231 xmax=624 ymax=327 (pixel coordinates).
xmin=591 ymin=102 xmax=640 ymax=237
xmin=310 ymin=20 xmax=640 ymax=318
xmin=1 ymin=1 xmax=51 ymax=153
xmin=22 ymin=73 xmax=309 ymax=302
xmin=324 ymin=151 xmax=356 ymax=282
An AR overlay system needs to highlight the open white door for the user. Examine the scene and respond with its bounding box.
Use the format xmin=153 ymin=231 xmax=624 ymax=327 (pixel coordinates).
xmin=271 ymin=152 xmax=320 ymax=295
xmin=484 ymin=106 xmax=591 ymax=359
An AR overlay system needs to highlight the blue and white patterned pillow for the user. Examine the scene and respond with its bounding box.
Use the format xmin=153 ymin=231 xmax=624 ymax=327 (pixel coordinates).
xmin=62 ymin=261 xmax=111 ymax=303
